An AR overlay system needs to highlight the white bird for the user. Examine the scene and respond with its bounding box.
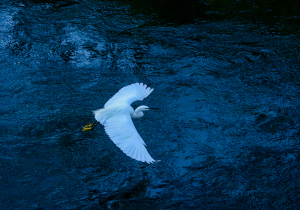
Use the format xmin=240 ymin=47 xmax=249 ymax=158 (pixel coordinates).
xmin=82 ymin=83 xmax=158 ymax=163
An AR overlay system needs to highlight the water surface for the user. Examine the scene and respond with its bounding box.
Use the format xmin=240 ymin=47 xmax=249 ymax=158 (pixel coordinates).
xmin=0 ymin=0 xmax=299 ymax=209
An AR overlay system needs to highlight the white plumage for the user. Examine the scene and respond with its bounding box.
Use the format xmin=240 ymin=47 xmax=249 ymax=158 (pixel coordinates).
xmin=92 ymin=83 xmax=156 ymax=163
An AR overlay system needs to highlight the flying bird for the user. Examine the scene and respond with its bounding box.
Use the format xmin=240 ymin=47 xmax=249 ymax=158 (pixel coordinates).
xmin=82 ymin=83 xmax=158 ymax=163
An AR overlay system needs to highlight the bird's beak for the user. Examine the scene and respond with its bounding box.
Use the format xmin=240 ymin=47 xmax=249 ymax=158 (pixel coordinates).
xmin=148 ymin=108 xmax=159 ymax=110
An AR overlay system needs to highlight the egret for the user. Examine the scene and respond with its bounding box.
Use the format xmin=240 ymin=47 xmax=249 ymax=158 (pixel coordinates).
xmin=82 ymin=83 xmax=158 ymax=163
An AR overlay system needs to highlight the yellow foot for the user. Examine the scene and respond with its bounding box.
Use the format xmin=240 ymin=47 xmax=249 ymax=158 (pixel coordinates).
xmin=82 ymin=127 xmax=92 ymax=131
xmin=83 ymin=122 xmax=92 ymax=128
xmin=82 ymin=122 xmax=93 ymax=131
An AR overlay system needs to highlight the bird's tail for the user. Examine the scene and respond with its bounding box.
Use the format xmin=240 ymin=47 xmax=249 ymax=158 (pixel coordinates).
xmin=93 ymin=108 xmax=109 ymax=124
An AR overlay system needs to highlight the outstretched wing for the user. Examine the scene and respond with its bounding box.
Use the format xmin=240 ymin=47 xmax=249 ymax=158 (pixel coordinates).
xmin=104 ymin=83 xmax=153 ymax=108
xmin=103 ymin=113 xmax=155 ymax=163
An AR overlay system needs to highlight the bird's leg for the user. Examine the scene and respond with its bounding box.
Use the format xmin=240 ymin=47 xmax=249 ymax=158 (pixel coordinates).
xmin=91 ymin=121 xmax=99 ymax=129
xmin=82 ymin=121 xmax=99 ymax=131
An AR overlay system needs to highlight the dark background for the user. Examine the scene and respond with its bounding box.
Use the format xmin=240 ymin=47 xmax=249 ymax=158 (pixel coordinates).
xmin=0 ymin=0 xmax=299 ymax=209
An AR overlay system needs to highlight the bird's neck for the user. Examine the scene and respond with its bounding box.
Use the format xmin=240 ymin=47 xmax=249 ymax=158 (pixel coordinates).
xmin=131 ymin=107 xmax=144 ymax=118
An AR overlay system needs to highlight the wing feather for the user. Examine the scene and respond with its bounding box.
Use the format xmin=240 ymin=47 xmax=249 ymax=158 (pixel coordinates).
xmin=103 ymin=113 xmax=155 ymax=163
xmin=104 ymin=83 xmax=154 ymax=108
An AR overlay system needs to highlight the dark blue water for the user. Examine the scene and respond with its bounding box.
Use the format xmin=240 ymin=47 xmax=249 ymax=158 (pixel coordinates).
xmin=1 ymin=0 xmax=299 ymax=209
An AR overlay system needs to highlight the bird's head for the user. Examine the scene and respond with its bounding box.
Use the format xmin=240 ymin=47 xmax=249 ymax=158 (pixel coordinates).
xmin=138 ymin=105 xmax=159 ymax=112
xmin=133 ymin=106 xmax=158 ymax=118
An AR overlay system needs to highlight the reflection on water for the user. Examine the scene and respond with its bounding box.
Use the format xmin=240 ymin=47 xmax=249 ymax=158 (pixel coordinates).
xmin=0 ymin=0 xmax=299 ymax=209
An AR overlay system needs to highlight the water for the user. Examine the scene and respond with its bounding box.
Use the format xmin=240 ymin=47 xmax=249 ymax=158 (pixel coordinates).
xmin=0 ymin=0 xmax=299 ymax=209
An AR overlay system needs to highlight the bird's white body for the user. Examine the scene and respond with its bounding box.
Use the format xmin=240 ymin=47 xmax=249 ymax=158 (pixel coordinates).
xmin=92 ymin=83 xmax=156 ymax=163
